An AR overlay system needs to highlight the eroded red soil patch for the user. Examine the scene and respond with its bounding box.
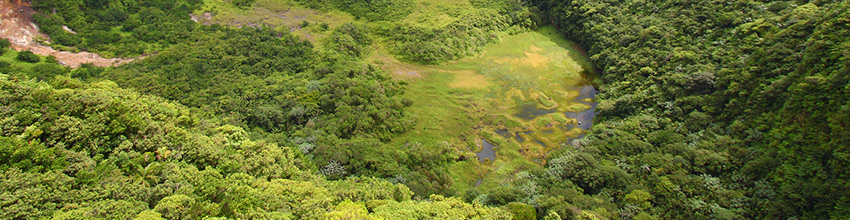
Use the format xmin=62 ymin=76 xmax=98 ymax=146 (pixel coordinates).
xmin=0 ymin=0 xmax=135 ymax=68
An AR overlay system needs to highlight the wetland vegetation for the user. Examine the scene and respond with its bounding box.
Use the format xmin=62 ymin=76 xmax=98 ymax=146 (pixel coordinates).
xmin=1 ymin=0 xmax=849 ymax=219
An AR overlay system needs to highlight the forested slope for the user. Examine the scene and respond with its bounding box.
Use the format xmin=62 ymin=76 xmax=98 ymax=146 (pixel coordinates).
xmin=1 ymin=0 xmax=848 ymax=219
xmin=530 ymin=0 xmax=850 ymax=218
xmin=0 ymin=0 xmax=507 ymax=218
xmin=30 ymin=0 xmax=200 ymax=57
xmin=0 ymin=73 xmax=508 ymax=219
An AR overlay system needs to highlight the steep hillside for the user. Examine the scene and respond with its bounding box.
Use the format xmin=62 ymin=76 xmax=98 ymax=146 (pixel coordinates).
xmin=0 ymin=0 xmax=133 ymax=67
xmin=1 ymin=0 xmax=848 ymax=219
xmin=532 ymin=0 xmax=850 ymax=218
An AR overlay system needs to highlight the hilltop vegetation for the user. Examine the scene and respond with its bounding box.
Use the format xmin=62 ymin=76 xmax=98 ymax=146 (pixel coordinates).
xmin=0 ymin=0 xmax=848 ymax=219
xmin=530 ymin=0 xmax=850 ymax=218
xmin=0 ymin=74 xmax=512 ymax=219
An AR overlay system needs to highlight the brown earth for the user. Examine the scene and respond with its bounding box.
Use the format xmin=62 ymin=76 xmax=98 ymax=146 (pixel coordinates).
xmin=0 ymin=0 xmax=135 ymax=68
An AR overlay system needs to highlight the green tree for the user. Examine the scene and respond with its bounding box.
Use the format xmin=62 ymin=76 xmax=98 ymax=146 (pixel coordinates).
xmin=134 ymin=210 xmax=166 ymax=220
xmin=154 ymin=195 xmax=196 ymax=220
xmin=0 ymin=137 xmax=66 ymax=172
xmin=130 ymin=162 xmax=161 ymax=187
xmin=372 ymin=195 xmax=512 ymax=219
xmin=505 ymin=202 xmax=536 ymax=220
xmin=232 ymin=0 xmax=255 ymax=9
xmin=0 ymin=38 xmax=10 ymax=55
xmin=16 ymin=51 xmax=40 ymax=63
xmin=323 ymin=201 xmax=377 ymax=220
xmin=51 ymin=199 xmax=148 ymax=219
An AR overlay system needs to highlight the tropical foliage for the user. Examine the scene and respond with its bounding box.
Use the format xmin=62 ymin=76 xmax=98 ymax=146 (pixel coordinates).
xmin=1 ymin=0 xmax=848 ymax=219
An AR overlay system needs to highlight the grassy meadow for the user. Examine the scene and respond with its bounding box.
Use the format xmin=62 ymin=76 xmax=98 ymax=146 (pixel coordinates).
xmin=376 ymin=26 xmax=598 ymax=193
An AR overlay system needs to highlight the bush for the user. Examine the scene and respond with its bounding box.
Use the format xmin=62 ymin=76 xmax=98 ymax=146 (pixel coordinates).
xmin=52 ymin=32 xmax=83 ymax=47
xmin=232 ymin=0 xmax=255 ymax=9
xmin=0 ymin=38 xmax=10 ymax=55
xmin=505 ymin=202 xmax=537 ymax=220
xmin=17 ymin=51 xmax=40 ymax=63
xmin=326 ymin=23 xmax=373 ymax=57
xmin=0 ymin=38 xmax=11 ymax=48
xmin=685 ymin=72 xmax=716 ymax=94
xmin=326 ymin=0 xmax=414 ymax=21
xmin=31 ymin=63 xmax=69 ymax=80
xmin=154 ymin=195 xmax=196 ymax=220
xmin=767 ymin=2 xmax=791 ymax=12
xmin=45 ymin=55 xmax=59 ymax=64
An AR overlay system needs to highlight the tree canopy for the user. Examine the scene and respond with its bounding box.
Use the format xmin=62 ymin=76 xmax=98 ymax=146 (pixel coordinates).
xmin=1 ymin=0 xmax=848 ymax=219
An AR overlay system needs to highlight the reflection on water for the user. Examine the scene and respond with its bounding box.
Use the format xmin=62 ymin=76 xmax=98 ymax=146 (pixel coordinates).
xmin=513 ymin=103 xmax=557 ymax=120
xmin=511 ymin=85 xmax=597 ymax=131
xmin=460 ymin=28 xmax=598 ymax=167
xmin=574 ymin=85 xmax=598 ymax=103
xmin=564 ymin=85 xmax=598 ymax=130
xmin=570 ymin=133 xmax=586 ymax=141
xmin=514 ymin=132 xmax=526 ymax=143
xmin=535 ymin=140 xmax=548 ymax=147
xmin=495 ymin=85 xmax=597 ymax=160
xmin=495 ymin=129 xmax=510 ymax=138
xmin=476 ymin=139 xmax=496 ymax=162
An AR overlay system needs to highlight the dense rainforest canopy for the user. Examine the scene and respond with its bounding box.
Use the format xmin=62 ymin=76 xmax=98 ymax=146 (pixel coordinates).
xmin=0 ymin=0 xmax=848 ymax=219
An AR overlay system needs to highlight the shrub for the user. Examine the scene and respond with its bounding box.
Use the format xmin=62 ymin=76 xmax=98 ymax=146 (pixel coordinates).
xmin=0 ymin=38 xmax=10 ymax=55
xmin=17 ymin=51 xmax=41 ymax=63
xmin=232 ymin=0 xmax=255 ymax=9
xmin=506 ymin=202 xmax=537 ymax=220
xmin=45 ymin=55 xmax=59 ymax=64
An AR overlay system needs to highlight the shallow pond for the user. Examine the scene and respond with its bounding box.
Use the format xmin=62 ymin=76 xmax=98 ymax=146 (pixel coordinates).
xmin=476 ymin=139 xmax=496 ymax=162
xmin=565 ymin=85 xmax=599 ymax=130
xmin=439 ymin=27 xmax=597 ymax=163
xmin=385 ymin=26 xmax=598 ymax=191
xmin=513 ymin=103 xmax=558 ymax=120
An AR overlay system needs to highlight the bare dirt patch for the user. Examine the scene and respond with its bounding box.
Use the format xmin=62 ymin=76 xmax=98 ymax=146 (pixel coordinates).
xmin=0 ymin=0 xmax=135 ymax=68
